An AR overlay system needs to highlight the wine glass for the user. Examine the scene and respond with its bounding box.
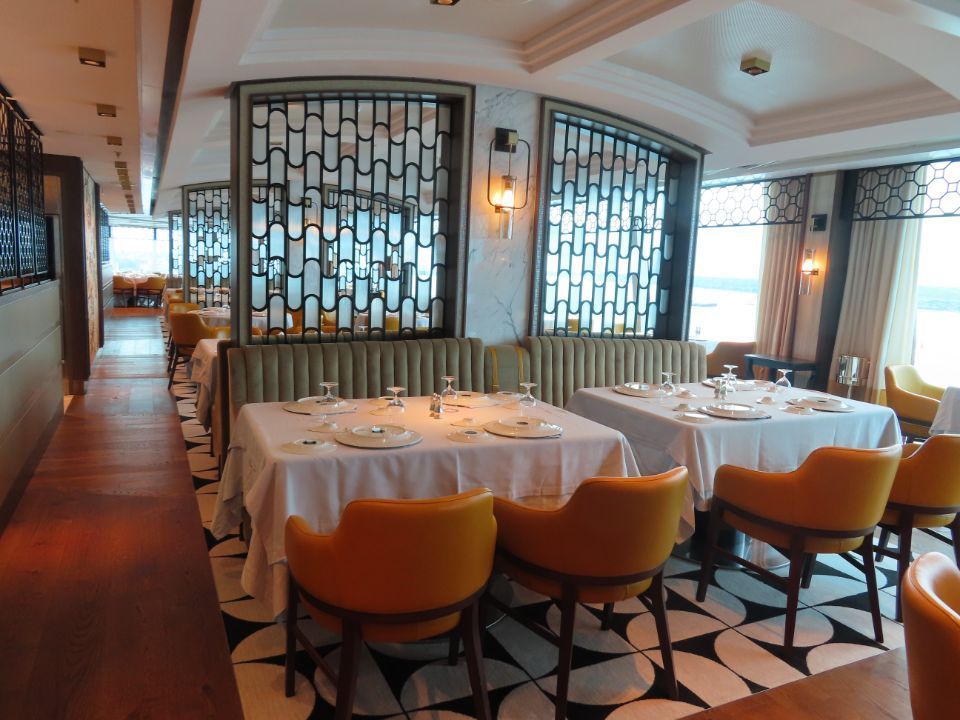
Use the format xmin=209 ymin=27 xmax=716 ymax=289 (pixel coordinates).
xmin=775 ymin=368 xmax=793 ymax=392
xmin=659 ymin=372 xmax=677 ymax=401
xmin=518 ymin=382 xmax=537 ymax=416
xmin=440 ymin=375 xmax=458 ymax=413
xmin=311 ymin=381 xmax=341 ymax=432
xmin=722 ymin=364 xmax=738 ymax=383
xmin=372 ymin=386 xmax=406 ymax=416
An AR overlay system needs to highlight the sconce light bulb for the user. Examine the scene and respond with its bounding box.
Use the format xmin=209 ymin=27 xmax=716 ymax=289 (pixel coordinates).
xmin=500 ymin=175 xmax=517 ymax=210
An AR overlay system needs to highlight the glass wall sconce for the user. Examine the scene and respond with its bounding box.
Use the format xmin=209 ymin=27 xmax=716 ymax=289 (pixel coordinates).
xmin=487 ymin=127 xmax=530 ymax=240
xmin=799 ymin=248 xmax=820 ymax=295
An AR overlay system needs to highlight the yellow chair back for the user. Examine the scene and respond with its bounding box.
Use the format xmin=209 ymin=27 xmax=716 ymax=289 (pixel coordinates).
xmin=706 ymin=341 xmax=756 ymax=378
xmin=286 ymin=489 xmax=496 ymax=615
xmin=169 ymin=302 xmax=200 ymax=315
xmin=890 ymin=435 xmax=960 ymax=510
xmin=903 ymin=552 xmax=960 ymax=720
xmin=886 ymin=365 xmax=944 ymax=429
xmin=170 ymin=312 xmax=221 ymax=346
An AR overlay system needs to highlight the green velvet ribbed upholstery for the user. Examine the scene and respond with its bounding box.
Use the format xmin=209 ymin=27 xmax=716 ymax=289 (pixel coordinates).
xmin=228 ymin=338 xmax=484 ymax=423
xmin=484 ymin=344 xmax=532 ymax=393
xmin=525 ymin=336 xmax=708 ymax=407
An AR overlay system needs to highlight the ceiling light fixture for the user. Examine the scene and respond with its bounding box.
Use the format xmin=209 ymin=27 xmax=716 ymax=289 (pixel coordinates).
xmin=79 ymin=47 xmax=107 ymax=68
xmin=740 ymin=55 xmax=770 ymax=76
xmin=106 ymin=136 xmax=122 ymax=146
xmin=97 ymin=104 xmax=117 ymax=117
xmin=431 ymin=0 xmax=461 ymax=5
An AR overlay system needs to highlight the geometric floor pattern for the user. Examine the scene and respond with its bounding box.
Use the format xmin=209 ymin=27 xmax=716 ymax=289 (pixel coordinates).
xmin=165 ymin=324 xmax=953 ymax=719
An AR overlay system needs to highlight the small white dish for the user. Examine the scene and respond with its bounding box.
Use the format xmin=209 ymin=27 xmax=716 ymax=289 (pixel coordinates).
xmin=447 ymin=429 xmax=495 ymax=443
xmin=675 ymin=402 xmax=695 ymax=412
xmin=758 ymin=395 xmax=777 ymax=405
xmin=280 ymin=438 xmax=336 ymax=455
xmin=783 ymin=405 xmax=816 ymax=416
xmin=676 ymin=411 xmax=712 ymax=424
xmin=675 ymin=388 xmax=695 ymax=399
xmin=307 ymin=420 xmax=342 ymax=433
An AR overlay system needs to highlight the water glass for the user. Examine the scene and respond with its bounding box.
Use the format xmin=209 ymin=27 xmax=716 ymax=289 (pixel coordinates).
xmin=440 ymin=375 xmax=458 ymax=413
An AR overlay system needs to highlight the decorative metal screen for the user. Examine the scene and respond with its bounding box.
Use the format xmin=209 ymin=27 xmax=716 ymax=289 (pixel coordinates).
xmin=99 ymin=205 xmax=110 ymax=263
xmin=182 ymin=185 xmax=230 ymax=307
xmin=0 ymin=91 xmax=49 ymax=295
xmin=699 ymin=176 xmax=807 ymax=228
xmin=537 ymin=111 xmax=695 ymax=338
xmin=246 ymin=93 xmax=457 ymax=339
xmin=168 ymin=211 xmax=182 ymax=283
xmin=853 ymin=158 xmax=960 ymax=220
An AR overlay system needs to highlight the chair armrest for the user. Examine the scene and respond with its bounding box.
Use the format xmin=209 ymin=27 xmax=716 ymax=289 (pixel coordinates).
xmin=713 ymin=464 xmax=799 ymax=527
xmin=892 ymin=389 xmax=940 ymax=425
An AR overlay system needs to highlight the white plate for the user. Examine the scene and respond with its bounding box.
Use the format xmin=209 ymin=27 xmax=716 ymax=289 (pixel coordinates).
xmin=447 ymin=429 xmax=495 ymax=443
xmin=676 ymin=411 xmax=713 ymax=424
xmin=335 ymin=424 xmax=423 ymax=449
xmin=448 ymin=391 xmax=499 ymax=409
xmin=280 ymin=438 xmax=336 ymax=455
xmin=495 ymin=391 xmax=523 ymax=401
xmin=451 ymin=416 xmax=487 ymax=428
xmin=675 ymin=389 xmax=696 ymax=399
xmin=484 ymin=416 xmax=563 ymax=439
xmin=702 ymin=379 xmax=761 ymax=391
xmin=783 ymin=405 xmax=816 ymax=416
xmin=613 ymin=383 xmax=662 ymax=398
xmin=789 ymin=396 xmax=855 ymax=413
xmin=700 ymin=403 xmax=772 ymax=420
xmin=282 ymin=397 xmax=357 ymax=416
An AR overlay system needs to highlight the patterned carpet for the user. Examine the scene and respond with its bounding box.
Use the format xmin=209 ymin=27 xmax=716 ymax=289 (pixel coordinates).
xmin=165 ymin=323 xmax=953 ymax=719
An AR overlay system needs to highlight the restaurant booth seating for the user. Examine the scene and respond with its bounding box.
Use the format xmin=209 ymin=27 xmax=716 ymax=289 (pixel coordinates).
xmin=902 ymin=552 xmax=960 ymax=720
xmin=885 ymin=364 xmax=944 ymax=439
xmin=696 ymin=445 xmax=902 ymax=649
xmin=491 ymin=469 xmax=688 ymax=719
xmin=284 ymin=489 xmax=496 ymax=720
xmin=875 ymin=434 xmax=960 ymax=619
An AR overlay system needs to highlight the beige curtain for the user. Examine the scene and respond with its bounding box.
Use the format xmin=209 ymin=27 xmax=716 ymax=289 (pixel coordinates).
xmin=755 ymin=222 xmax=804 ymax=368
xmin=829 ymin=218 xmax=922 ymax=401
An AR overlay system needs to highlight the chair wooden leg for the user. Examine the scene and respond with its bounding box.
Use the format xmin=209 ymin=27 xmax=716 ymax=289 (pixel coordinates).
xmin=600 ymin=603 xmax=614 ymax=631
xmin=284 ymin=575 xmax=299 ymax=697
xmin=648 ymin=572 xmax=678 ymax=700
xmin=696 ymin=503 xmax=723 ymax=602
xmin=554 ymin=585 xmax=577 ymax=720
xmin=875 ymin=527 xmax=890 ymax=562
xmin=783 ymin=539 xmax=805 ymax=651
xmin=801 ymin=553 xmax=816 ymax=589
xmin=894 ymin=515 xmax=914 ymax=623
xmin=167 ymin=350 xmax=179 ymax=389
xmin=460 ymin=602 xmax=491 ymax=720
xmin=949 ymin=515 xmax=960 ymax=567
xmin=447 ymin=627 xmax=460 ymax=666
xmin=334 ymin=621 xmax=362 ymax=720
xmin=860 ymin=536 xmax=884 ymax=642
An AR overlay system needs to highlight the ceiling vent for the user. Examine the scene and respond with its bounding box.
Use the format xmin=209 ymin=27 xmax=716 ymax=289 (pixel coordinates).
xmin=740 ymin=56 xmax=770 ymax=76
xmin=106 ymin=136 xmax=122 ymax=146
xmin=79 ymin=47 xmax=107 ymax=68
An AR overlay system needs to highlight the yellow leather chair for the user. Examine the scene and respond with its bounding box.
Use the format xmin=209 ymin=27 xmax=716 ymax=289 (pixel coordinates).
xmin=166 ymin=302 xmax=201 ymax=362
xmin=491 ymin=469 xmax=688 ymax=718
xmin=168 ymin=312 xmax=228 ymax=388
xmin=706 ymin=341 xmax=756 ymax=379
xmin=113 ymin=275 xmax=135 ymax=306
xmin=902 ymin=552 xmax=960 ymax=720
xmin=138 ymin=275 xmax=166 ymax=307
xmin=696 ymin=445 xmax=902 ymax=649
xmin=885 ymin=365 xmax=945 ymax=440
xmin=284 ymin=489 xmax=496 ymax=720
xmin=875 ymin=435 xmax=960 ymax=619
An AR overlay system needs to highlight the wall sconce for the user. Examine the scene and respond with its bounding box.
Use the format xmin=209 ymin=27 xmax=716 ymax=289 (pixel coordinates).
xmin=799 ymin=248 xmax=820 ymax=295
xmin=487 ymin=127 xmax=530 ymax=240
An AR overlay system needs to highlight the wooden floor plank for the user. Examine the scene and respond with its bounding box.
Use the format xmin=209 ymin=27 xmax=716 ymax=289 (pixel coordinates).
xmin=0 ymin=309 xmax=242 ymax=720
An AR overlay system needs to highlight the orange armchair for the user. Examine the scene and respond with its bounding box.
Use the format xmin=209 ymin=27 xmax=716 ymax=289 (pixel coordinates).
xmin=886 ymin=365 xmax=945 ymax=440
xmin=902 ymin=552 xmax=960 ymax=720
xmin=696 ymin=445 xmax=902 ymax=649
xmin=284 ymin=489 xmax=496 ymax=720
xmin=706 ymin=341 xmax=756 ymax=379
xmin=491 ymin=469 xmax=688 ymax=717
xmin=875 ymin=434 xmax=960 ymax=619
xmin=167 ymin=312 xmax=228 ymax=388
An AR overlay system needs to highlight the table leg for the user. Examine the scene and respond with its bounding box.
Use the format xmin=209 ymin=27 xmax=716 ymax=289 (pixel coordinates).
xmin=745 ymin=358 xmax=756 ymax=380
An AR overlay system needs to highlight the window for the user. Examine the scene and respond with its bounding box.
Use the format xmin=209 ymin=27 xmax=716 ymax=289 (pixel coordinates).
xmin=915 ymin=216 xmax=960 ymax=386
xmin=110 ymin=225 xmax=168 ymax=274
xmin=533 ymin=101 xmax=703 ymax=338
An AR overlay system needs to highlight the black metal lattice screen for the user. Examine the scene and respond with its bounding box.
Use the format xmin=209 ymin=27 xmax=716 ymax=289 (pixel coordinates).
xmin=0 ymin=92 xmax=49 ymax=295
xmin=699 ymin=176 xmax=807 ymax=228
xmin=183 ymin=186 xmax=230 ymax=307
xmin=248 ymin=95 xmax=454 ymax=338
xmin=853 ymin=158 xmax=960 ymax=220
xmin=99 ymin=205 xmax=110 ymax=263
xmin=168 ymin=211 xmax=182 ymax=282
xmin=539 ymin=114 xmax=686 ymax=337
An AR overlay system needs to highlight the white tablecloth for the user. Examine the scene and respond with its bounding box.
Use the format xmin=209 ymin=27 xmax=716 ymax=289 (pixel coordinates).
xmin=566 ymin=384 xmax=901 ymax=541
xmin=931 ymin=386 xmax=960 ymax=435
xmin=213 ymin=396 xmax=639 ymax=615
xmin=191 ymin=308 xmax=292 ymax=332
xmin=190 ymin=338 xmax=220 ymax=429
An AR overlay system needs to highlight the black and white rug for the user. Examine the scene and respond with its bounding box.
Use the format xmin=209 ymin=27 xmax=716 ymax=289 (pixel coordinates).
xmin=166 ymin=329 xmax=950 ymax=719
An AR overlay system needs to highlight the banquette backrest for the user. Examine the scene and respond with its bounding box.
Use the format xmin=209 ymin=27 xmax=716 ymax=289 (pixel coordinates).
xmin=525 ymin=336 xmax=707 ymax=407
xmin=227 ymin=338 xmax=484 ymax=424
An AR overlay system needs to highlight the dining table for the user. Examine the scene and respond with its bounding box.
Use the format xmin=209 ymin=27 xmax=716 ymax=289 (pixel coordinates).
xmin=190 ymin=307 xmax=293 ymax=332
xmin=565 ymin=382 xmax=901 ymax=546
xmin=212 ymin=394 xmax=639 ymax=616
xmin=930 ymin=386 xmax=960 ymax=435
xmin=190 ymin=338 xmax=221 ymax=431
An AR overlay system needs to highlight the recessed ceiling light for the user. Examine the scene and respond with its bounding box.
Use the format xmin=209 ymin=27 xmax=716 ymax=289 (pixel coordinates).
xmin=107 ymin=135 xmax=122 ymax=146
xmin=431 ymin=0 xmax=460 ymax=5
xmin=740 ymin=55 xmax=771 ymax=76
xmin=79 ymin=47 xmax=107 ymax=68
xmin=97 ymin=103 xmax=117 ymax=118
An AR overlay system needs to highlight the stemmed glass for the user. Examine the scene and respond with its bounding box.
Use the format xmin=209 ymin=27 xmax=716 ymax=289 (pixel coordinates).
xmin=659 ymin=372 xmax=677 ymax=402
xmin=775 ymin=368 xmax=793 ymax=392
xmin=440 ymin=376 xmax=458 ymax=413
xmin=372 ymin=386 xmax=406 ymax=416
xmin=518 ymin=382 xmax=538 ymax=416
xmin=310 ymin=381 xmax=342 ymax=431
xmin=723 ymin=364 xmax=738 ymax=383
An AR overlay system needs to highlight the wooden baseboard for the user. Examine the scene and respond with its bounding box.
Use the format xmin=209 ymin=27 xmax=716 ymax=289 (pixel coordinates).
xmin=0 ymin=405 xmax=63 ymax=536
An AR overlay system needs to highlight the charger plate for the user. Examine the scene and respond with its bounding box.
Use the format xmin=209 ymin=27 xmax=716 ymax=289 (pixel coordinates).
xmin=447 ymin=429 xmax=496 ymax=443
xmin=613 ymin=383 xmax=662 ymax=398
xmin=484 ymin=416 xmax=563 ymax=439
xmin=700 ymin=403 xmax=771 ymax=420
xmin=789 ymin=396 xmax=855 ymax=413
xmin=448 ymin=391 xmax=499 ymax=409
xmin=280 ymin=438 xmax=337 ymax=455
xmin=282 ymin=397 xmax=357 ymax=416
xmin=334 ymin=424 xmax=422 ymax=449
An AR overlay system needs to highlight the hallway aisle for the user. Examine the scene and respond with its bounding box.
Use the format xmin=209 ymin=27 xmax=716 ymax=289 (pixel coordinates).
xmin=0 ymin=309 xmax=242 ymax=719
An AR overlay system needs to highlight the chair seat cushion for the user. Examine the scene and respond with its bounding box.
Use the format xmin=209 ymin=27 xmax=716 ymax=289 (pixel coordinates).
xmin=495 ymin=555 xmax=652 ymax=605
xmin=881 ymin=509 xmax=956 ymax=529
xmin=724 ymin=510 xmax=865 ymax=555
xmin=301 ymin=598 xmax=460 ymax=643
